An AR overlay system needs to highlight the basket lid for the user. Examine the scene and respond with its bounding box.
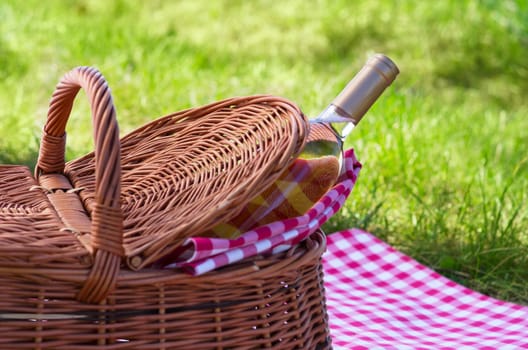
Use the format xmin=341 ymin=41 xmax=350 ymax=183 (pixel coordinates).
xmin=1 ymin=67 xmax=309 ymax=303
xmin=65 ymin=95 xmax=309 ymax=270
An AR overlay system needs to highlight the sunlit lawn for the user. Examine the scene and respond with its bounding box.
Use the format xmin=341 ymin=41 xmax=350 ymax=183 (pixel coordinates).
xmin=1 ymin=0 xmax=527 ymax=303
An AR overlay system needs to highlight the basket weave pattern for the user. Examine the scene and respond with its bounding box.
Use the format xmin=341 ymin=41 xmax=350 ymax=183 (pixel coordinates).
xmin=0 ymin=231 xmax=330 ymax=349
xmin=67 ymin=95 xmax=308 ymax=270
xmin=0 ymin=67 xmax=332 ymax=348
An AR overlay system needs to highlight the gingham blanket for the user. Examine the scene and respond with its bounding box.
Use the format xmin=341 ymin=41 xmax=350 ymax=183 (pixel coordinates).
xmin=324 ymin=229 xmax=528 ymax=349
xmin=160 ymin=146 xmax=528 ymax=348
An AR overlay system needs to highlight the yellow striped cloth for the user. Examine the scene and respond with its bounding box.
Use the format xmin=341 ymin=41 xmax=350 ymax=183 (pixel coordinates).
xmin=205 ymin=123 xmax=341 ymax=239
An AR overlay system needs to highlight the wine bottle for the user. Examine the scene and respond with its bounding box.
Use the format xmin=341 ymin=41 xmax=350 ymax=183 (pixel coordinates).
xmin=204 ymin=54 xmax=399 ymax=238
xmin=302 ymin=53 xmax=400 ymax=167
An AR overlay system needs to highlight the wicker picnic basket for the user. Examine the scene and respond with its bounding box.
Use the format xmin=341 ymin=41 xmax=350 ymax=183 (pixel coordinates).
xmin=0 ymin=67 xmax=333 ymax=349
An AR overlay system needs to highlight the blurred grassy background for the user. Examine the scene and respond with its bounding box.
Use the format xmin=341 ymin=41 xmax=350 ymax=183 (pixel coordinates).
xmin=1 ymin=0 xmax=527 ymax=302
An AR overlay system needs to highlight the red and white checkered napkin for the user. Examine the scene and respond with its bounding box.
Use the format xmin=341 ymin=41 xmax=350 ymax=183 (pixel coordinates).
xmin=160 ymin=149 xmax=361 ymax=275
xmin=324 ymin=229 xmax=528 ymax=349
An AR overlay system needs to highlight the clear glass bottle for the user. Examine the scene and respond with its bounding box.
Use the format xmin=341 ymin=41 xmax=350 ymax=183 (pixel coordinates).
xmin=302 ymin=53 xmax=400 ymax=169
xmin=206 ymin=54 xmax=400 ymax=238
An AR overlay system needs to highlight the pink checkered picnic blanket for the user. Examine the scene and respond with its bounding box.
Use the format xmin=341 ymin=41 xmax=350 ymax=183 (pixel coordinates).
xmin=324 ymin=229 xmax=528 ymax=349
xmin=160 ymin=146 xmax=528 ymax=348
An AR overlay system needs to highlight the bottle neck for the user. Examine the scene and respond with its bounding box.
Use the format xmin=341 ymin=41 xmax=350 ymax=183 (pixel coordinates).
xmin=308 ymin=105 xmax=357 ymax=177
xmin=311 ymin=54 xmax=399 ymax=141
xmin=312 ymin=104 xmax=357 ymax=140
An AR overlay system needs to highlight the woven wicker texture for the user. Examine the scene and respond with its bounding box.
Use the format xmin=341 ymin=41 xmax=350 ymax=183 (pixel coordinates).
xmin=1 ymin=66 xmax=309 ymax=296
xmin=66 ymin=95 xmax=309 ymax=270
xmin=1 ymin=67 xmax=122 ymax=303
xmin=0 ymin=165 xmax=89 ymax=268
xmin=0 ymin=67 xmax=332 ymax=348
xmin=0 ymin=231 xmax=330 ymax=349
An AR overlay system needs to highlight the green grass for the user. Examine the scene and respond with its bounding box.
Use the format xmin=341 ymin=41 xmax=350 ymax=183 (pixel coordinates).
xmin=1 ymin=0 xmax=527 ymax=303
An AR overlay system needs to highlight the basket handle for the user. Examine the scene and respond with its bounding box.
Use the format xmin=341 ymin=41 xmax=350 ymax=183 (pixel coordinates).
xmin=36 ymin=66 xmax=122 ymax=304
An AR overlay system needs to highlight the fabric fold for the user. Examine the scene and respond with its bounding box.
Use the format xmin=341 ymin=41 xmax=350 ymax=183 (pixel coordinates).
xmin=159 ymin=148 xmax=361 ymax=275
